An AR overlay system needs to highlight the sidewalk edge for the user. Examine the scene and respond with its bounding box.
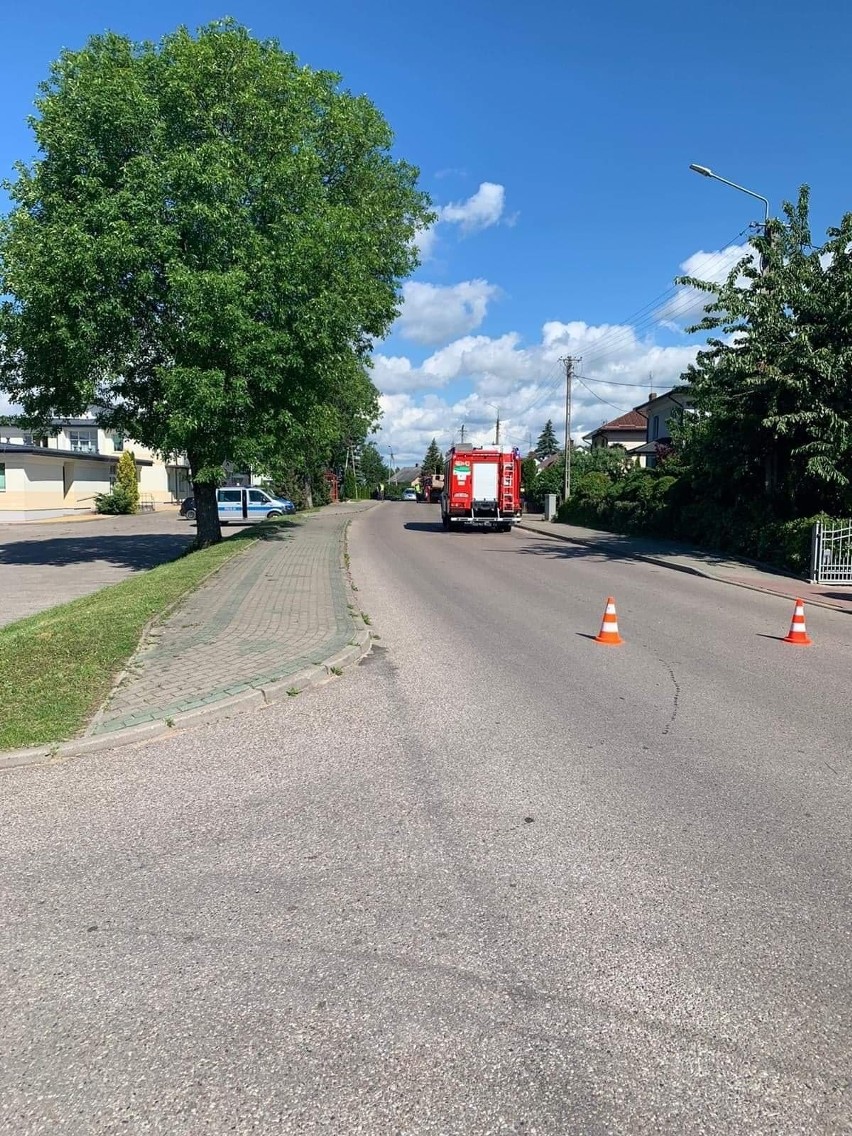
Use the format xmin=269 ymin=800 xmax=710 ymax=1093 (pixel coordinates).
xmin=0 ymin=627 xmax=373 ymax=773
xmin=517 ymin=520 xmax=852 ymax=615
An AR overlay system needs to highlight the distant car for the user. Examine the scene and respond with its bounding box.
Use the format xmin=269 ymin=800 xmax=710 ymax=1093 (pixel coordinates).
xmin=180 ymin=496 xmax=196 ymax=520
xmin=402 ymin=488 xmax=417 ymax=501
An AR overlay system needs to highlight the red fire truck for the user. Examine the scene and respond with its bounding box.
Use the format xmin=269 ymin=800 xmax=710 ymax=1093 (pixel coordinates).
xmin=440 ymin=445 xmax=523 ymax=531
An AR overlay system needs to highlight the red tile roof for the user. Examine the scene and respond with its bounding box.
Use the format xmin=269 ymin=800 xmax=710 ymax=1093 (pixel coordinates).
xmin=585 ymin=409 xmax=647 ymax=437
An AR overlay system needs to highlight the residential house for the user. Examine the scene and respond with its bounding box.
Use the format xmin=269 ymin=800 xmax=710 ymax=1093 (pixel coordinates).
xmin=632 ymin=387 xmax=695 ymax=467
xmin=582 ymin=409 xmax=648 ymax=461
xmin=389 ymin=465 xmax=421 ymax=486
xmin=0 ymin=415 xmax=192 ymax=522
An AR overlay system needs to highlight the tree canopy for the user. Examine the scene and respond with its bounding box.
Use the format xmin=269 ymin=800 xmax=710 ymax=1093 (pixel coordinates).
xmin=0 ymin=20 xmax=433 ymax=542
xmin=678 ymin=186 xmax=852 ymax=520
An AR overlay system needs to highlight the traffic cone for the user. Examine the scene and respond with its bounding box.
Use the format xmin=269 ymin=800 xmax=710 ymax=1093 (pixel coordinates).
xmin=595 ymin=596 xmax=624 ymax=646
xmin=783 ymin=598 xmax=812 ymax=646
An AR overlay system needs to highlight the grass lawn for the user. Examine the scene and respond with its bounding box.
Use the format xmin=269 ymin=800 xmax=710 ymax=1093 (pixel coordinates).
xmin=0 ymin=529 xmax=262 ymax=751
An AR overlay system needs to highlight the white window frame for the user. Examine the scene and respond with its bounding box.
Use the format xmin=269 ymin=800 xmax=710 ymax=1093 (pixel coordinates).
xmin=68 ymin=428 xmax=98 ymax=454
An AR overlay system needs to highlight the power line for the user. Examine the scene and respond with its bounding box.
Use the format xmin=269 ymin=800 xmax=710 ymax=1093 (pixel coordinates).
xmin=578 ymin=229 xmax=752 ymax=371
xmin=574 ymin=375 xmax=627 ymax=413
xmin=573 ymin=373 xmax=654 ymax=389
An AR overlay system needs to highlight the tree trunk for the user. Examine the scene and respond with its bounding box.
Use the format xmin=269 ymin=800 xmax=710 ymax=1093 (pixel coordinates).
xmin=193 ymin=480 xmax=222 ymax=547
xmin=302 ymin=475 xmax=314 ymax=510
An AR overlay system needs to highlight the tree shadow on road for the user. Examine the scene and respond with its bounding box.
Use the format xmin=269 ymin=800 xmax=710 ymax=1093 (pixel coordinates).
xmin=508 ymin=540 xmax=631 ymax=562
xmin=0 ymin=533 xmax=194 ymax=569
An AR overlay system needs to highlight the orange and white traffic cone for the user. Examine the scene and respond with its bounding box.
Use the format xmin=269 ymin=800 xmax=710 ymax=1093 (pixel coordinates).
xmin=595 ymin=596 xmax=624 ymax=646
xmin=783 ymin=598 xmax=812 ymax=646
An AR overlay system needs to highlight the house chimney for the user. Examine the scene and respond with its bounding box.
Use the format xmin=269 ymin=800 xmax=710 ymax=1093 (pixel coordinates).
xmin=648 ymin=392 xmax=657 ymax=401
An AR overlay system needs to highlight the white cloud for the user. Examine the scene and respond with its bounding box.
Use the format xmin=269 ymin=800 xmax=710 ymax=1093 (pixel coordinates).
xmin=396 ymin=279 xmax=501 ymax=345
xmin=439 ymin=182 xmax=506 ymax=233
xmin=374 ymin=318 xmax=701 ymax=465
xmin=656 ymin=244 xmax=754 ymax=327
xmin=414 ymin=181 xmax=511 ymax=260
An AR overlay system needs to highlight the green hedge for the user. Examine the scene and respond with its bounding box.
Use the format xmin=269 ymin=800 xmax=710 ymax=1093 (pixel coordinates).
xmin=555 ymin=463 xmax=822 ymax=575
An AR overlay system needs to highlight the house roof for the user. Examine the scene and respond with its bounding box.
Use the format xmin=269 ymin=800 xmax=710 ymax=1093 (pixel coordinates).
xmin=0 ymin=442 xmax=153 ymax=466
xmin=389 ymin=465 xmax=420 ymax=484
xmin=538 ymin=453 xmax=562 ymax=470
xmin=633 ymin=386 xmax=691 ymax=415
xmin=582 ymin=409 xmax=648 ymax=441
xmin=633 ymin=439 xmax=674 ymax=455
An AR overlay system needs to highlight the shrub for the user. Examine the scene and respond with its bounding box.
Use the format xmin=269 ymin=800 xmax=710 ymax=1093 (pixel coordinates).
xmin=114 ymin=450 xmax=139 ymax=513
xmin=94 ymin=485 xmax=137 ymax=514
xmin=342 ymin=470 xmax=358 ymax=500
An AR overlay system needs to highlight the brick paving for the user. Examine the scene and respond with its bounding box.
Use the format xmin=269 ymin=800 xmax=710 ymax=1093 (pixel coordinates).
xmin=88 ymin=503 xmax=373 ymax=735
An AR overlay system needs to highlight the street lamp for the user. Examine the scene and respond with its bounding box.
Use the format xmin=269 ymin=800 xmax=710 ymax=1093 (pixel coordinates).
xmin=689 ymin=163 xmax=770 ymax=228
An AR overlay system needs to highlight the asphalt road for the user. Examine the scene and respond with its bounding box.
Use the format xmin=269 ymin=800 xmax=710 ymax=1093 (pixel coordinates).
xmin=2 ymin=502 xmax=851 ymax=1134
xmin=0 ymin=510 xmax=194 ymax=627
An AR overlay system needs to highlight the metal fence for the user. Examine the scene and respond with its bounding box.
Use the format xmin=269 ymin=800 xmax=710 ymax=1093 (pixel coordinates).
xmin=811 ymin=518 xmax=852 ymax=584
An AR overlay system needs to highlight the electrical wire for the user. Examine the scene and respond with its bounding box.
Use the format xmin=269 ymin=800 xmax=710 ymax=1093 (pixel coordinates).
xmin=577 ymin=229 xmax=753 ymax=371
xmin=574 ymin=375 xmax=626 ymax=414
xmin=496 ymin=228 xmax=755 ymax=441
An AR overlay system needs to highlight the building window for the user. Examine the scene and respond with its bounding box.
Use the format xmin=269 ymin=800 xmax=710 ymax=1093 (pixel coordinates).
xmin=0 ymin=463 xmax=5 ymax=491
xmin=68 ymin=428 xmax=98 ymax=454
xmin=112 ymin=434 xmax=124 ymax=452
xmin=652 ymin=415 xmax=660 ymax=441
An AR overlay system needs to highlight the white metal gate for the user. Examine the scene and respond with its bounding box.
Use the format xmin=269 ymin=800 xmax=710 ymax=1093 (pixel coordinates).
xmin=811 ymin=518 xmax=852 ymax=584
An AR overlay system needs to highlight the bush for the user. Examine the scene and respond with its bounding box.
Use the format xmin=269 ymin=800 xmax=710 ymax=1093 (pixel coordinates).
xmin=342 ymin=471 xmax=358 ymax=500
xmin=94 ymin=485 xmax=137 ymax=514
xmin=755 ymin=516 xmax=825 ymax=575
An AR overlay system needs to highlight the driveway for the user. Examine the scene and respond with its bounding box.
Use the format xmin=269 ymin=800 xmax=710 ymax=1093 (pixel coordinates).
xmin=0 ymin=510 xmax=195 ymax=627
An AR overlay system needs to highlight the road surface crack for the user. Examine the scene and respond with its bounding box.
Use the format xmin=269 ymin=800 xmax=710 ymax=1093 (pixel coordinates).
xmin=660 ymin=659 xmax=681 ymax=736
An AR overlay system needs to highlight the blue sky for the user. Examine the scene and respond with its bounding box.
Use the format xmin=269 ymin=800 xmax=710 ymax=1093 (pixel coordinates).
xmin=2 ymin=0 xmax=851 ymax=462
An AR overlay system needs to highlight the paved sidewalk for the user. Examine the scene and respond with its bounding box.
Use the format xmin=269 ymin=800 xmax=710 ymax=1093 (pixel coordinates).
xmin=87 ymin=502 xmax=373 ymax=736
xmin=518 ymin=516 xmax=852 ymax=614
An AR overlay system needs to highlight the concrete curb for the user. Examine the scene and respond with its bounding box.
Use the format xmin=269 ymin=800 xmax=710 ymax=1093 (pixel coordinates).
xmin=0 ymin=625 xmax=373 ymax=774
xmin=516 ymin=520 xmax=852 ymax=616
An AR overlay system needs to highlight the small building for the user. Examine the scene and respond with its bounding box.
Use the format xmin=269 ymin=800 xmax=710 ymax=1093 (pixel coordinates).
xmin=0 ymin=416 xmax=192 ymax=522
xmin=389 ymin=465 xmax=421 ymax=486
xmin=582 ymin=409 xmax=648 ymax=458
xmin=631 ymin=388 xmax=694 ymax=467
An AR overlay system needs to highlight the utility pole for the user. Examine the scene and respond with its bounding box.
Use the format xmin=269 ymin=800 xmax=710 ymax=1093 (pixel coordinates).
xmin=495 ymin=411 xmax=501 ymax=446
xmin=562 ymin=356 xmax=579 ymax=501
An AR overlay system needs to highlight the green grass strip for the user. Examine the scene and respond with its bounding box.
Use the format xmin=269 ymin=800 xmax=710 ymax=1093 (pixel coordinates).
xmin=0 ymin=530 xmax=261 ymax=751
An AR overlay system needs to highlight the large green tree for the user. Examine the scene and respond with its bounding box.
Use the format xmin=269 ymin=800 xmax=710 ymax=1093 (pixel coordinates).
xmin=535 ymin=419 xmax=559 ymax=458
xmin=679 ymin=187 xmax=852 ymax=520
xmin=0 ymin=21 xmax=433 ymax=544
xmin=359 ymin=441 xmax=390 ymax=494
